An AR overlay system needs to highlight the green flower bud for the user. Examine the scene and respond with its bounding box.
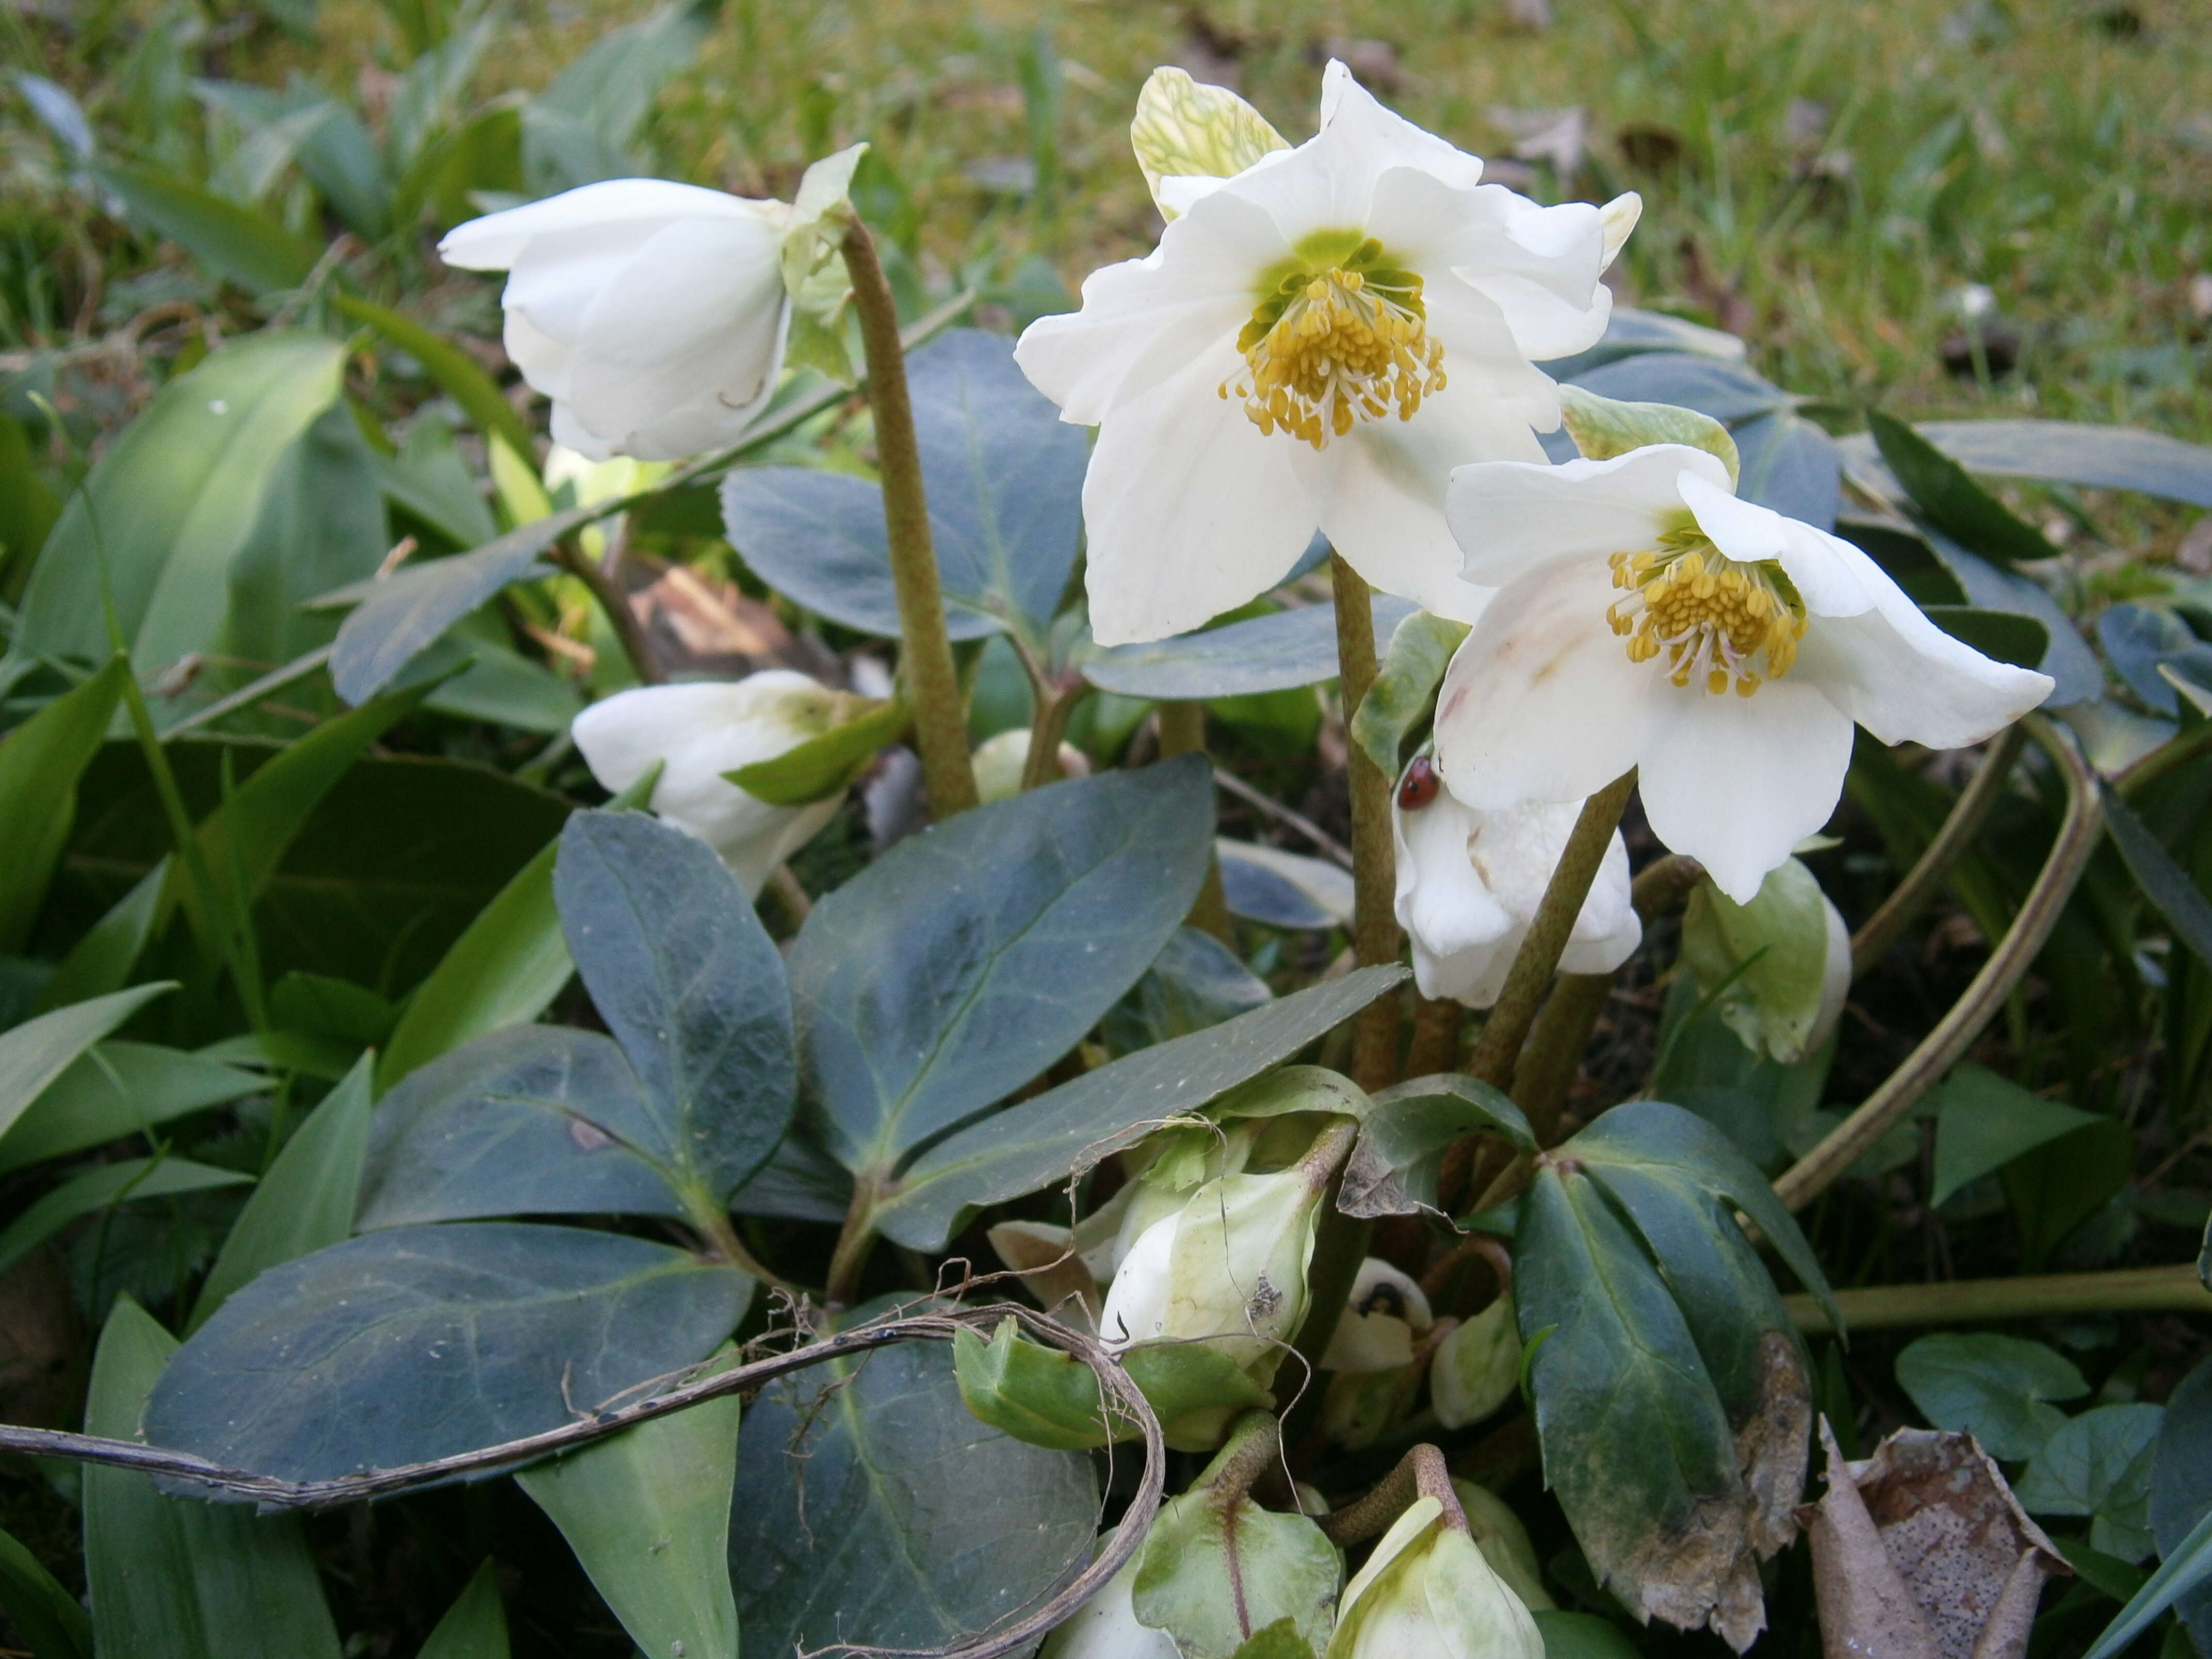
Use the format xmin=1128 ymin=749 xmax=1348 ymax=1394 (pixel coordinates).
xmin=1450 ymin=1481 xmax=1554 ymax=1614
xmin=1680 ymin=856 xmax=1850 ymax=1064
xmin=1429 ymin=1293 xmax=1519 ymax=1430
xmin=953 ymin=1318 xmax=1272 ymax=1453
xmin=1323 ymin=1497 xmax=1543 ymax=1659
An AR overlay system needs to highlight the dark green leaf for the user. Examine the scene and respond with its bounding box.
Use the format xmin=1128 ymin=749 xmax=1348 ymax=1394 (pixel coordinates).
xmin=1895 ymin=1332 xmax=2086 ymax=1459
xmin=1531 ymin=1611 xmax=1644 ymax=1659
xmin=1215 ymin=841 xmax=1354 ymax=933
xmin=2017 ymin=1404 xmax=2162 ymax=1531
xmin=1731 ymin=411 xmax=1842 ymax=530
xmin=85 ymin=1297 xmax=342 ymax=1657
xmin=332 ymin=294 xmax=535 ymax=460
xmin=1541 ymin=305 xmax=1748 ymax=381
xmin=0 ymin=1520 xmax=91 ymax=1659
xmin=419 ymin=1560 xmax=509 ymax=1659
xmin=1915 ymin=529 xmax=2100 ymax=704
xmin=0 ymin=1041 xmax=266 ymax=1174
xmin=1868 ymin=410 xmax=2063 ymax=563
xmin=1907 ymin=419 xmax=2212 ymax=510
xmin=359 ymin=1026 xmax=685 ymax=1227
xmin=0 ymin=984 xmax=175 ymax=1144
xmin=1101 ymin=926 xmax=1273 ymax=1055
xmin=1929 ymin=1063 xmax=2102 ymax=1207
xmin=2097 ymin=606 xmax=2212 ymax=717
xmin=555 ymin=811 xmax=794 ymax=1209
xmin=721 ymin=330 xmax=1086 ymax=648
xmin=0 ymin=655 xmax=127 ymax=952
xmin=0 ymin=408 xmax=62 ymax=581
xmin=1515 ymin=1163 xmax=1758 ymax=1642
xmin=38 ymin=858 xmax=168 ymax=1011
xmin=2150 ymin=1356 xmax=2212 ymax=1652
xmin=189 ymin=1053 xmax=374 ymax=1329
xmin=1567 ymin=352 xmax=1790 ymax=424
xmin=11 ymin=333 xmax=345 ymax=676
xmin=1348 ymin=611 xmax=1469 ymax=778
xmin=731 ymin=1331 xmax=1096 ymax=1656
xmin=518 ymin=1350 xmax=741 ymax=1659
xmin=874 ymin=966 xmax=1405 ymax=1249
xmin=2002 ymin=1117 xmax=2134 ymax=1268
xmin=1082 ymin=597 xmax=1418 ymax=700
xmin=727 ymin=696 xmax=909 ymax=806
xmin=143 ymin=1223 xmax=749 ymax=1483
xmin=1339 ymin=1074 xmax=1533 ymax=1221
xmin=791 ymin=758 xmax=1212 ymax=1177
xmin=2105 ymin=782 xmax=2212 ymax=970
xmin=2083 ymin=1507 xmax=2212 ymax=1659
xmin=1925 ymin=605 xmax=2051 ymax=672
xmin=0 ymin=1156 xmax=250 ymax=1277
xmin=92 ymin=161 xmax=319 ymax=294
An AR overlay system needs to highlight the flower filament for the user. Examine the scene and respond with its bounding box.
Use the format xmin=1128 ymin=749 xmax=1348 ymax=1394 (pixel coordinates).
xmin=1607 ymin=529 xmax=1807 ymax=697
xmin=1221 ymin=238 xmax=1445 ymax=450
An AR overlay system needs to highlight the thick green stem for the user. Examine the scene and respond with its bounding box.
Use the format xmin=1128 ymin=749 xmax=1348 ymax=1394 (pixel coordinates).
xmin=1785 ymin=1263 xmax=2211 ymax=1332
xmin=1316 ymin=1443 xmax=1462 ymax=1546
xmin=1851 ymin=722 xmax=2024 ymax=979
xmin=1331 ymin=556 xmax=1400 ymax=1092
xmin=841 ymin=222 xmax=979 ymax=820
xmin=824 ymin=1178 xmax=881 ymax=1309
xmin=554 ymin=541 xmax=662 ymax=686
xmin=1510 ymin=852 xmax=1704 ymax=1144
xmin=1465 ymin=771 xmax=1637 ymax=1091
xmin=1159 ymin=702 xmax=1232 ymax=942
xmin=1403 ymin=995 xmax=1466 ymax=1081
xmin=1194 ymin=1409 xmax=1284 ymax=1503
xmin=1020 ymin=678 xmax=1090 ymax=792
xmin=1774 ymin=715 xmax=2100 ymax=1210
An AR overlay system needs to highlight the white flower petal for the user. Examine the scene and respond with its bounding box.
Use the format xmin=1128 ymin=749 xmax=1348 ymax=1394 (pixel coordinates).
xmin=1638 ymin=677 xmax=1855 ymax=903
xmin=1080 ymin=344 xmax=1316 ymax=645
xmin=437 ymin=178 xmax=761 ymax=270
xmin=503 ymin=307 xmax=578 ymax=405
xmin=1434 ymin=558 xmax=1667 ymax=811
xmin=1014 ymin=188 xmax=1284 ymax=425
xmin=1315 ymin=60 xmax=1487 ymax=191
xmin=1394 ymin=786 xmax=1512 ymax=958
xmin=1679 ymin=470 xmax=1878 ymax=618
xmin=1392 ymin=178 xmax=1613 ymax=365
xmin=1599 ymin=191 xmax=1642 ymax=270
xmin=1448 ymin=447 xmax=1730 ymax=587
xmin=549 ymin=398 xmax=613 ymax=462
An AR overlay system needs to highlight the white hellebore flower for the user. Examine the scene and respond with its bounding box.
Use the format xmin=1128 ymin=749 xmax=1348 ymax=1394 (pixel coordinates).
xmin=1324 ymin=1494 xmax=1544 ymax=1659
xmin=1322 ymin=1256 xmax=1434 ymax=1374
xmin=1098 ymin=1162 xmax=1327 ymax=1375
xmin=440 ymin=179 xmax=791 ymax=461
xmin=1433 ymin=445 xmax=2055 ymax=903
xmin=1015 ymin=63 xmax=1638 ymax=644
xmin=571 ymin=672 xmax=854 ymax=899
xmin=1392 ymin=755 xmax=1639 ymax=1006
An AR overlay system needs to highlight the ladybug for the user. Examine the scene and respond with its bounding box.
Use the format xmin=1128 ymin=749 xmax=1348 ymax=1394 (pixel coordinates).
xmin=1397 ymin=755 xmax=1441 ymax=810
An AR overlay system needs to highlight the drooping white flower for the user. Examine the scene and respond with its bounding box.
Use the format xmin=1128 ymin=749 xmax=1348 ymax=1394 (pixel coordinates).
xmin=570 ymin=672 xmax=855 ymax=898
xmin=1324 ymin=1494 xmax=1544 ymax=1659
xmin=1391 ymin=755 xmax=1639 ymax=1006
xmin=1433 ymin=445 xmax=2054 ymax=903
xmin=1015 ymin=63 xmax=1637 ymax=645
xmin=440 ymin=179 xmax=791 ymax=462
xmin=1322 ymin=1257 xmax=1434 ymax=1374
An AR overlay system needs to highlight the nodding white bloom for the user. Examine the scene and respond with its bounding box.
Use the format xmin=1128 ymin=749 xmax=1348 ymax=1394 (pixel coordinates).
xmin=1433 ymin=445 xmax=2054 ymax=903
xmin=440 ymin=180 xmax=791 ymax=461
xmin=1322 ymin=1257 xmax=1434 ymax=1374
xmin=1015 ymin=62 xmax=1637 ymax=645
xmin=1392 ymin=755 xmax=1639 ymax=1007
xmin=1098 ymin=1163 xmax=1327 ymax=1375
xmin=1324 ymin=1494 xmax=1544 ymax=1659
xmin=571 ymin=672 xmax=856 ymax=898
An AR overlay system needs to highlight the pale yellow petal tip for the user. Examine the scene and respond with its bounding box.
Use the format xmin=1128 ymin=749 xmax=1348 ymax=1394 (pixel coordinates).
xmin=1130 ymin=66 xmax=1289 ymax=219
xmin=1599 ymin=190 xmax=1644 ymax=270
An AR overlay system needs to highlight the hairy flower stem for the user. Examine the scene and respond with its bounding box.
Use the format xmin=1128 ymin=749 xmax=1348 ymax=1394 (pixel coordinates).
xmin=1159 ymin=702 xmax=1233 ymax=941
xmin=1785 ymin=1262 xmax=2212 ymax=1332
xmin=554 ymin=541 xmax=663 ymax=685
xmin=1331 ymin=555 xmax=1401 ymax=1092
xmin=1465 ymin=771 xmax=1637 ymax=1093
xmin=841 ymin=222 xmax=979 ymax=820
xmin=1510 ymin=853 xmax=1704 ymax=1145
xmin=1775 ymin=715 xmax=2100 ymax=1210
xmin=1195 ymin=1409 xmax=1286 ymax=1505
xmin=824 ymin=1177 xmax=881 ymax=1309
xmin=1850 ymin=722 xmax=2025 ymax=979
xmin=1403 ymin=994 xmax=1466 ymax=1080
xmin=1316 ymin=1443 xmax=1465 ymax=1546
xmin=1020 ymin=677 xmax=1091 ymax=792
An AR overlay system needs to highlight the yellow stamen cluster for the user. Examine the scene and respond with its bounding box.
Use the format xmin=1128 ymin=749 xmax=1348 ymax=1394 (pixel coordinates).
xmin=1219 ymin=247 xmax=1444 ymax=450
xmin=1606 ymin=535 xmax=1807 ymax=697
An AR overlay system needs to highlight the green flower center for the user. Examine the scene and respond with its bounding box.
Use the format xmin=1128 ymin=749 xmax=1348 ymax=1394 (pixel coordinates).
xmin=1606 ymin=527 xmax=1808 ymax=697
xmin=1219 ymin=236 xmax=1444 ymax=450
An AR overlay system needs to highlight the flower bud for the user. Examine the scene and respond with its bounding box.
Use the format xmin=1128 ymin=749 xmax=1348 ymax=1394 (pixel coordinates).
xmin=1680 ymin=855 xmax=1850 ymax=1063
xmin=1450 ymin=1481 xmax=1554 ymax=1614
xmin=1429 ymin=1293 xmax=1518 ymax=1430
xmin=571 ymin=672 xmax=858 ymax=897
xmin=1324 ymin=1495 xmax=1543 ymax=1659
xmin=1392 ymin=760 xmax=1638 ymax=1007
xmin=972 ymin=729 xmax=1093 ymax=802
xmin=440 ymin=180 xmax=793 ymax=461
xmin=1040 ymin=1531 xmax=1181 ymax=1659
xmin=1098 ymin=1161 xmax=1329 ymax=1380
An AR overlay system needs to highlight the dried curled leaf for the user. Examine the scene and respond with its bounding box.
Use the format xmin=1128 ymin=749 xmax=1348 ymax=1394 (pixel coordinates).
xmin=1799 ymin=1423 xmax=2068 ymax=1659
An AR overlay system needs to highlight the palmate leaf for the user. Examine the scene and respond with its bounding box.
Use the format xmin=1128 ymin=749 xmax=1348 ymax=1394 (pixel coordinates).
xmin=792 ymin=758 xmax=1212 ymax=1182
xmin=1515 ymin=1099 xmax=1837 ymax=1652
xmin=731 ymin=1326 xmax=1097 ymax=1656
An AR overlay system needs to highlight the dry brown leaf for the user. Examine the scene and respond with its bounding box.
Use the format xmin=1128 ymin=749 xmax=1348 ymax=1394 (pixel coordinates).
xmin=1800 ymin=1422 xmax=2068 ymax=1659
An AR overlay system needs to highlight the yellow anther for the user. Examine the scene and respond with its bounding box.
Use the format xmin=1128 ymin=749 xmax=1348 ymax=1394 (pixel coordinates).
xmin=1222 ymin=255 xmax=1445 ymax=451
xmin=1606 ymin=533 xmax=1807 ymax=698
